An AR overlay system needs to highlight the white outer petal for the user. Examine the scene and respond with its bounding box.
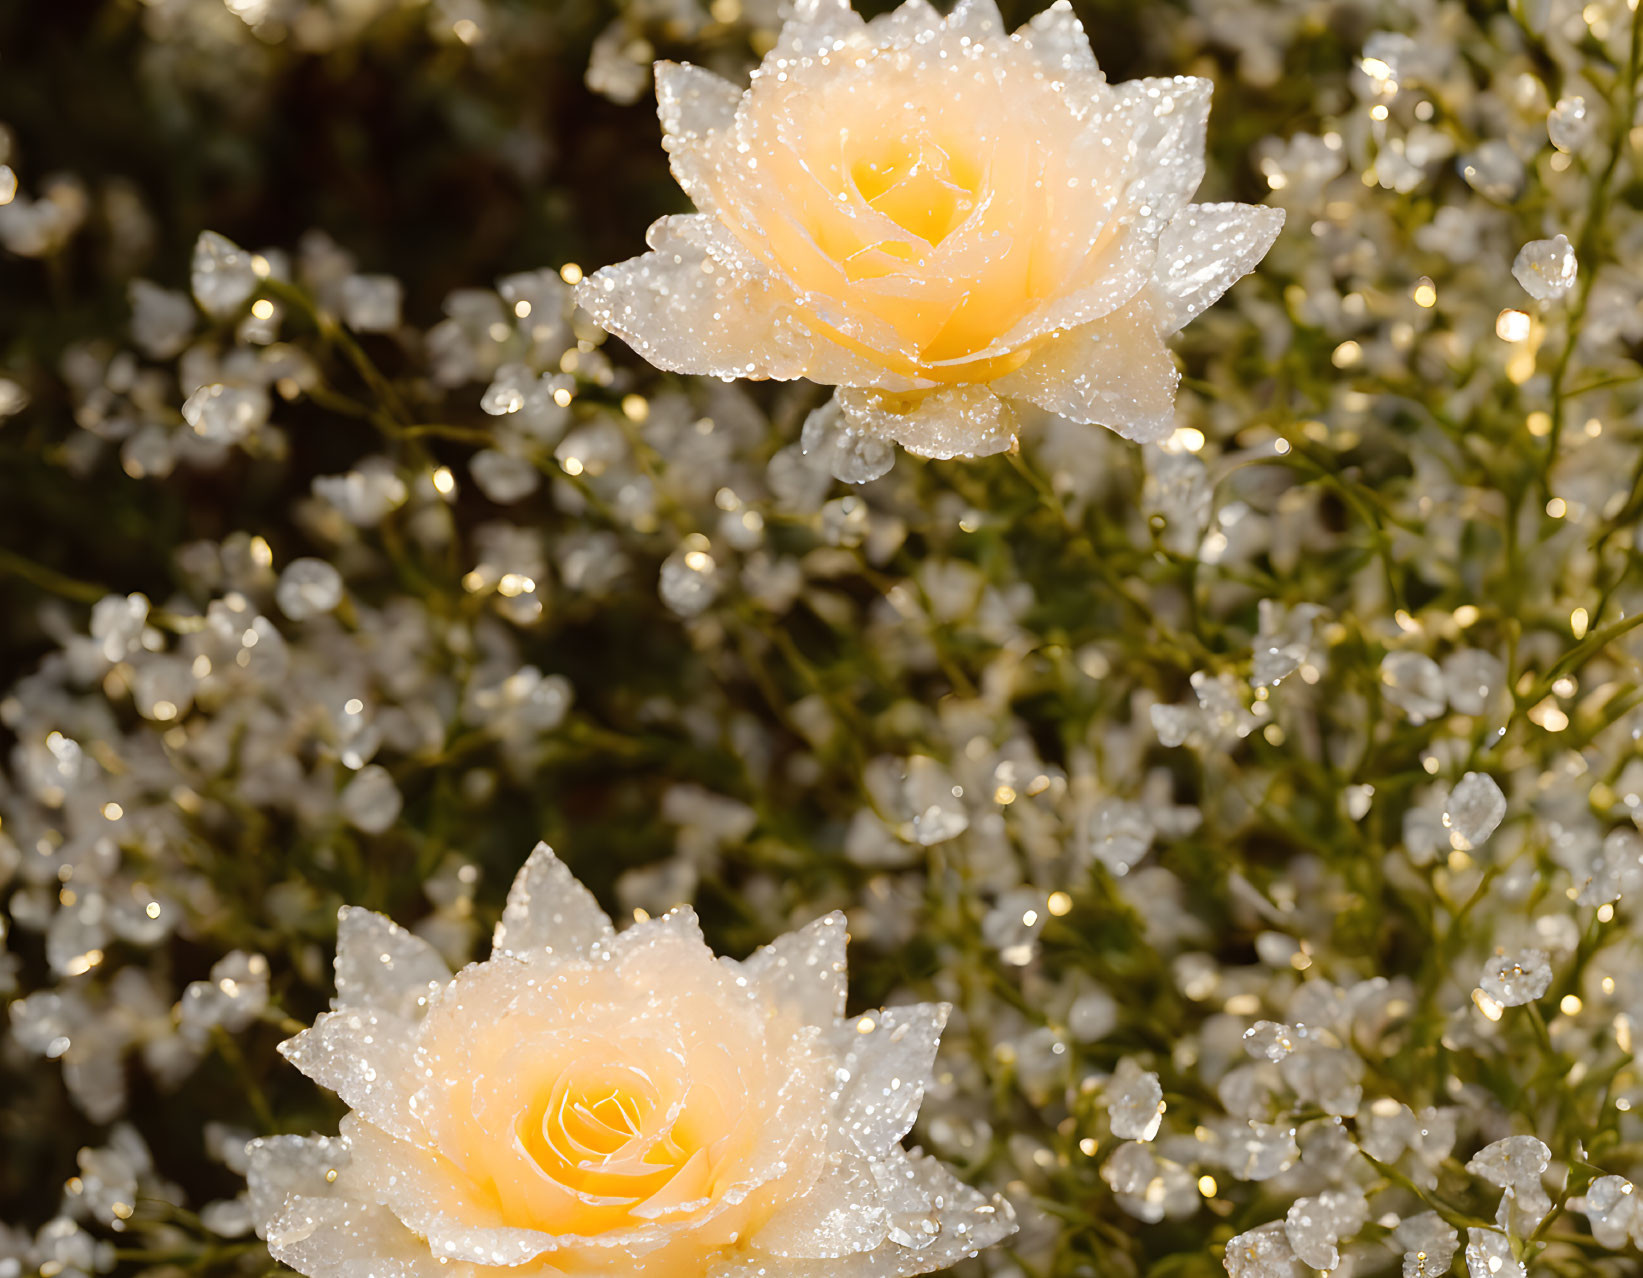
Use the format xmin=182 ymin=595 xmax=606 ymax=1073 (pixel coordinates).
xmin=246 ymin=1133 xmax=351 ymax=1230
xmin=263 ymin=1194 xmax=460 ymax=1278
xmin=737 ymin=911 xmax=849 ymax=1023
xmin=491 ymin=840 xmax=615 ymax=960
xmin=1150 ymin=202 xmax=1285 ymax=333
xmin=831 ymin=1002 xmax=949 ymax=1154
xmin=610 ymin=902 xmax=708 ymax=963
xmin=867 ymin=1144 xmax=943 ymax=1247
xmin=1114 ymin=76 xmax=1214 ymax=224
xmin=333 ymin=905 xmax=451 ymax=1021
xmin=944 ymin=0 xmax=1005 ymax=40
xmin=278 ymin=1008 xmax=427 ymax=1147
xmin=714 ymin=1154 xmax=1015 ymax=1278
xmin=750 ymin=1138 xmax=889 ymax=1258
xmin=1012 ymin=1 xmax=1103 ymax=84
xmin=576 ymin=220 xmax=812 ymax=382
xmin=861 ymin=1152 xmax=1017 ymax=1277
xmin=712 ymin=1255 xmax=873 ymax=1278
xmin=993 ymin=295 xmax=1180 ymax=442
xmin=775 ymin=0 xmax=866 ymax=60
xmin=866 ymin=0 xmax=943 ymax=45
xmin=837 ymin=385 xmax=1016 ymax=460
xmin=655 ymin=216 xmax=907 ymax=387
xmin=656 ymin=61 xmax=742 ymax=212
xmin=656 ymin=60 xmax=741 ymax=141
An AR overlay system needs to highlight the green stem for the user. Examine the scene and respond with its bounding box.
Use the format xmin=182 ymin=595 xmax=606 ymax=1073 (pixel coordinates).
xmin=0 ymin=545 xmax=107 ymax=603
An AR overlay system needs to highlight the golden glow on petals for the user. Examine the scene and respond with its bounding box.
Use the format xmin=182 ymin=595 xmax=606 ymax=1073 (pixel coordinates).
xmin=576 ymin=0 xmax=1282 ymax=463
xmin=256 ymin=844 xmax=1016 ymax=1278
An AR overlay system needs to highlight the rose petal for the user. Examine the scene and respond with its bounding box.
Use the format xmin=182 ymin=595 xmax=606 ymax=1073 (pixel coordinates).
xmin=246 ymin=1134 xmax=351 ymax=1228
xmin=710 ymin=1253 xmax=872 ymax=1278
xmin=865 ymin=0 xmax=943 ymax=45
xmin=577 ymin=222 xmax=819 ymax=383
xmin=348 ymin=1109 xmax=688 ymax=1261
xmin=263 ymin=1195 xmax=455 ymax=1278
xmin=611 ymin=904 xmax=709 ymax=965
xmin=492 ymin=841 xmax=616 ymax=961
xmin=866 ymin=1144 xmax=942 ymax=1248
xmin=750 ymin=1138 xmax=888 ymax=1258
xmin=342 ymin=1114 xmax=574 ymax=1266
xmin=333 ymin=905 xmax=451 ymax=1021
xmin=776 ymin=0 xmax=867 ymax=60
xmin=737 ymin=911 xmax=849 ymax=1024
xmin=984 ymin=242 xmax=1152 ymax=358
xmin=656 ymin=62 xmax=743 ymax=213
xmin=837 ymin=385 xmax=1016 ymax=460
xmin=1112 ymin=76 xmax=1213 ymax=224
xmin=657 ymin=61 xmax=741 ymax=142
xmin=1012 ymin=1 xmax=1103 ymax=84
xmin=675 ymin=1021 xmax=831 ymax=1232
xmin=628 ymin=1146 xmax=715 ymax=1221
xmin=714 ymin=1156 xmax=1013 ymax=1278
xmin=862 ymin=1151 xmax=1016 ymax=1276
xmin=279 ymin=1008 xmax=427 ymax=1147
xmin=832 ymin=1003 xmax=949 ymax=1153
xmin=657 ymin=216 xmax=911 ymax=387
xmin=945 ymin=0 xmax=1005 ymax=40
xmin=723 ymin=25 xmax=1044 ymax=365
xmin=993 ymin=295 xmax=1180 ymax=441
xmin=1150 ymin=202 xmax=1284 ymax=334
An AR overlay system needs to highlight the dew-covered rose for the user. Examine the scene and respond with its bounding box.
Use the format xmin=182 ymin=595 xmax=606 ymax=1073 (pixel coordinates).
xmin=576 ymin=0 xmax=1282 ymax=464
xmin=248 ymin=844 xmax=1014 ymax=1278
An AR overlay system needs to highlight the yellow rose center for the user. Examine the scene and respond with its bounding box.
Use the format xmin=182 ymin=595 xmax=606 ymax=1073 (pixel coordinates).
xmin=712 ymin=38 xmax=1117 ymax=381
xmin=411 ymin=941 xmax=834 ymax=1261
xmin=555 ymin=1083 xmax=648 ymax=1158
xmin=848 ymin=137 xmax=978 ymax=246
xmin=519 ymin=1063 xmax=697 ymax=1207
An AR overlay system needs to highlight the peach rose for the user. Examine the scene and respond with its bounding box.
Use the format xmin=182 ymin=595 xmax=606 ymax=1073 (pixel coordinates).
xmin=576 ymin=0 xmax=1282 ymax=467
xmin=247 ymin=844 xmax=1014 ymax=1278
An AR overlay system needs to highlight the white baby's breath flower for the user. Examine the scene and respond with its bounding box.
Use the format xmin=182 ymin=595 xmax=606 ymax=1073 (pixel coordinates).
xmin=576 ymin=0 xmax=1282 ymax=465
xmin=248 ymin=843 xmax=1014 ymax=1278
